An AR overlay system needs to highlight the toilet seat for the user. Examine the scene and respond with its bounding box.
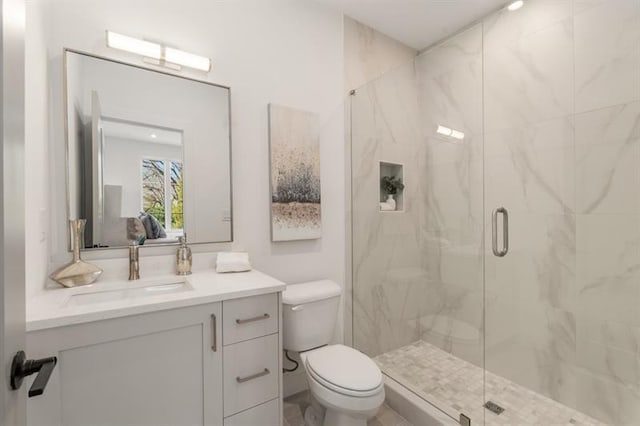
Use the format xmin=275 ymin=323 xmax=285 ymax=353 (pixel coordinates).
xmin=303 ymin=344 xmax=384 ymax=397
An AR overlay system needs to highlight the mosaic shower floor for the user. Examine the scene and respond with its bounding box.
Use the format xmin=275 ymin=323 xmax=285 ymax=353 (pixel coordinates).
xmin=375 ymin=340 xmax=606 ymax=426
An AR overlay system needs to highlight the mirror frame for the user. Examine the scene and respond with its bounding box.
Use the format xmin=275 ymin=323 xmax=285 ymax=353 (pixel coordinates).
xmin=63 ymin=48 xmax=233 ymax=252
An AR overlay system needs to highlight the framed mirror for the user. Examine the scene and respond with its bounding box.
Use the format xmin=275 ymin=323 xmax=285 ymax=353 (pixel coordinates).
xmin=64 ymin=49 xmax=232 ymax=250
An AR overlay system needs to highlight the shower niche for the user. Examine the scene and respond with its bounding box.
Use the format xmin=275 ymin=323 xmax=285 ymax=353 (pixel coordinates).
xmin=379 ymin=161 xmax=404 ymax=212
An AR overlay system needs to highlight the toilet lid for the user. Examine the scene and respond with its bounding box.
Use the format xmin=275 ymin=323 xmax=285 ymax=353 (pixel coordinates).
xmin=305 ymin=345 xmax=383 ymax=394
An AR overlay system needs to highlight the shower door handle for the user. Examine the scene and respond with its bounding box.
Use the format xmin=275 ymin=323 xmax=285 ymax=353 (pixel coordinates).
xmin=492 ymin=207 xmax=509 ymax=257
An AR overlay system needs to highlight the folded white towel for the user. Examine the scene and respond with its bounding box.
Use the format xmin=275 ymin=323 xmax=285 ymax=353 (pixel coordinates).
xmin=216 ymin=252 xmax=252 ymax=273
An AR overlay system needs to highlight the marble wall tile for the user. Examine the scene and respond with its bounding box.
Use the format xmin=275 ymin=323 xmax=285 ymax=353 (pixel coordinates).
xmin=351 ymin=63 xmax=426 ymax=356
xmin=484 ymin=292 xmax=520 ymax=350
xmin=484 ymin=19 xmax=574 ymax=132
xmin=576 ymin=337 xmax=638 ymax=389
xmin=483 ymin=0 xmax=573 ymax=51
xmin=573 ymin=0 xmax=610 ymax=14
xmin=519 ymin=305 xmax=577 ymax=365
xmin=344 ymin=19 xmax=417 ymax=346
xmin=575 ymin=214 xmax=640 ymax=325
xmin=491 ymin=213 xmax=577 ymax=312
xmin=424 ymin=157 xmax=482 ymax=244
xmin=485 ymin=339 xmax=579 ymax=409
xmin=575 ymin=367 xmax=640 ymax=425
xmin=484 ymin=117 xmax=575 ymax=215
xmin=417 ymin=59 xmax=483 ymax=137
xmin=577 ymin=315 xmax=639 ymax=353
xmin=416 ymin=24 xmax=482 ymax=81
xmin=574 ymin=0 xmax=640 ymax=113
xmin=344 ymin=16 xmax=417 ymax=93
xmin=575 ymin=101 xmax=640 ymax=214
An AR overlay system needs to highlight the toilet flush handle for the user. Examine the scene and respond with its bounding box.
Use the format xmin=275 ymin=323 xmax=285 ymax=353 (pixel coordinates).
xmin=291 ymin=305 xmax=304 ymax=311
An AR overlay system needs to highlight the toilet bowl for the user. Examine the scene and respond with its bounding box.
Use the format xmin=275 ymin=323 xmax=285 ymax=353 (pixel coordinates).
xmin=282 ymin=281 xmax=385 ymax=426
xmin=301 ymin=344 xmax=385 ymax=426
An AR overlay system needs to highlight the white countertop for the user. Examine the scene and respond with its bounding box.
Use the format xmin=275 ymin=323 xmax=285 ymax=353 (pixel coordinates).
xmin=27 ymin=269 xmax=286 ymax=332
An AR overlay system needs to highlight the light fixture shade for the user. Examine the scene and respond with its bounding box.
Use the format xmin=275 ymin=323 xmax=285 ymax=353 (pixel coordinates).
xmin=165 ymin=47 xmax=211 ymax=72
xmin=106 ymin=31 xmax=161 ymax=59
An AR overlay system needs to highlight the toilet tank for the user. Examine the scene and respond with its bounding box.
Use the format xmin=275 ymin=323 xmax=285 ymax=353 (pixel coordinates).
xmin=282 ymin=280 xmax=342 ymax=352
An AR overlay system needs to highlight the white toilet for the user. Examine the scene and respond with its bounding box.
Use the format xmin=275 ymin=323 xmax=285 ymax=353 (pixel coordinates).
xmin=282 ymin=280 xmax=385 ymax=426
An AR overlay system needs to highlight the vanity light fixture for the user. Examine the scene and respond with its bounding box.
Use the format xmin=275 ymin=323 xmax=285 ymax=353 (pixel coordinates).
xmin=106 ymin=31 xmax=161 ymax=60
xmin=165 ymin=47 xmax=211 ymax=73
xmin=507 ymin=0 xmax=524 ymax=11
xmin=106 ymin=31 xmax=211 ymax=72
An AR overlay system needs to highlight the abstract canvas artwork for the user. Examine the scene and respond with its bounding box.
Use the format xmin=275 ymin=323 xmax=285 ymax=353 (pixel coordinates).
xmin=268 ymin=104 xmax=321 ymax=241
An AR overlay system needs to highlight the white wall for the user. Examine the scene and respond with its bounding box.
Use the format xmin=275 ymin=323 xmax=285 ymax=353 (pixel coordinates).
xmin=25 ymin=0 xmax=50 ymax=300
xmin=26 ymin=0 xmax=346 ymax=357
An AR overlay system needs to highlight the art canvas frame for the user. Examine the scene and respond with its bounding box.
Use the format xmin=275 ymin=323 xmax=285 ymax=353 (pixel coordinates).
xmin=268 ymin=104 xmax=322 ymax=241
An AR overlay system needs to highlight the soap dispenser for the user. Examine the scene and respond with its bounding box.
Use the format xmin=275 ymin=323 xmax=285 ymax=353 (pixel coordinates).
xmin=176 ymin=235 xmax=192 ymax=276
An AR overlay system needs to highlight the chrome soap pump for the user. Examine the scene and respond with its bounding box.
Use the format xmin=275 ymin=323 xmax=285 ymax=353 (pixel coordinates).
xmin=176 ymin=235 xmax=192 ymax=275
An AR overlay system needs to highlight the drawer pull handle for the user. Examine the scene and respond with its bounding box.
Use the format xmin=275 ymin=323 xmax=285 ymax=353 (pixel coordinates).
xmin=236 ymin=313 xmax=270 ymax=325
xmin=236 ymin=368 xmax=270 ymax=383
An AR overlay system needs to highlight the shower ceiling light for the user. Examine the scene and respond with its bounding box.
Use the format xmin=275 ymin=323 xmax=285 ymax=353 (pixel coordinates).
xmin=507 ymin=0 xmax=524 ymax=11
xmin=106 ymin=31 xmax=211 ymax=73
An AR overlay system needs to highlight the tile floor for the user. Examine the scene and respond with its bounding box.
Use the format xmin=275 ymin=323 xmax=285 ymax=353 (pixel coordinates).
xmin=375 ymin=340 xmax=606 ymax=426
xmin=284 ymin=390 xmax=412 ymax=426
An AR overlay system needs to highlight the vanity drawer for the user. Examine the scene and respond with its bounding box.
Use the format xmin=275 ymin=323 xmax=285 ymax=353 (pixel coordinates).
xmin=224 ymin=398 xmax=280 ymax=426
xmin=223 ymin=293 xmax=278 ymax=345
xmin=223 ymin=333 xmax=279 ymax=417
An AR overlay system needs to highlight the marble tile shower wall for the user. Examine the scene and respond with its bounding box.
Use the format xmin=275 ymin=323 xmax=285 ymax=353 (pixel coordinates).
xmin=352 ymin=0 xmax=639 ymax=424
xmin=351 ymin=62 xmax=426 ymax=356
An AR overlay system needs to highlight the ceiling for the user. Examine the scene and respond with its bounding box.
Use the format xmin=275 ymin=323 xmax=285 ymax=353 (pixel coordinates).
xmin=101 ymin=119 xmax=182 ymax=147
xmin=315 ymin=0 xmax=508 ymax=50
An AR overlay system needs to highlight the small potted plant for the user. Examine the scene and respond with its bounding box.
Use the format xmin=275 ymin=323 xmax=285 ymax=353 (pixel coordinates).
xmin=381 ymin=175 xmax=404 ymax=210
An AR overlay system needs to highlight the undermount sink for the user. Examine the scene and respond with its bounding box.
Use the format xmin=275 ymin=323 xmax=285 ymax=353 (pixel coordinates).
xmin=65 ymin=278 xmax=193 ymax=307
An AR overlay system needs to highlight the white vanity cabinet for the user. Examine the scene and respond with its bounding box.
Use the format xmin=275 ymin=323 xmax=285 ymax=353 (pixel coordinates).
xmin=222 ymin=293 xmax=281 ymax=423
xmin=26 ymin=292 xmax=283 ymax=426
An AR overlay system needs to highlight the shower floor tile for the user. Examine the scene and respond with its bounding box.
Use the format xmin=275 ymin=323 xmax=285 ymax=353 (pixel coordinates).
xmin=375 ymin=340 xmax=606 ymax=426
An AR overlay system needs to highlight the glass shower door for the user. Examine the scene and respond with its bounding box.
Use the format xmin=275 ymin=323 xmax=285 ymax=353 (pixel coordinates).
xmin=483 ymin=1 xmax=640 ymax=425
xmin=414 ymin=22 xmax=486 ymax=424
xmin=350 ymin=21 xmax=487 ymax=424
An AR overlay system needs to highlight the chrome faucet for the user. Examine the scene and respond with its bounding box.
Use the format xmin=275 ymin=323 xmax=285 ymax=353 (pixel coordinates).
xmin=128 ymin=241 xmax=140 ymax=280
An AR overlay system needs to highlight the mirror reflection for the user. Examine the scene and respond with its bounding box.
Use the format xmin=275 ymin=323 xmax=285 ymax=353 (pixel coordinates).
xmin=65 ymin=50 xmax=232 ymax=250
